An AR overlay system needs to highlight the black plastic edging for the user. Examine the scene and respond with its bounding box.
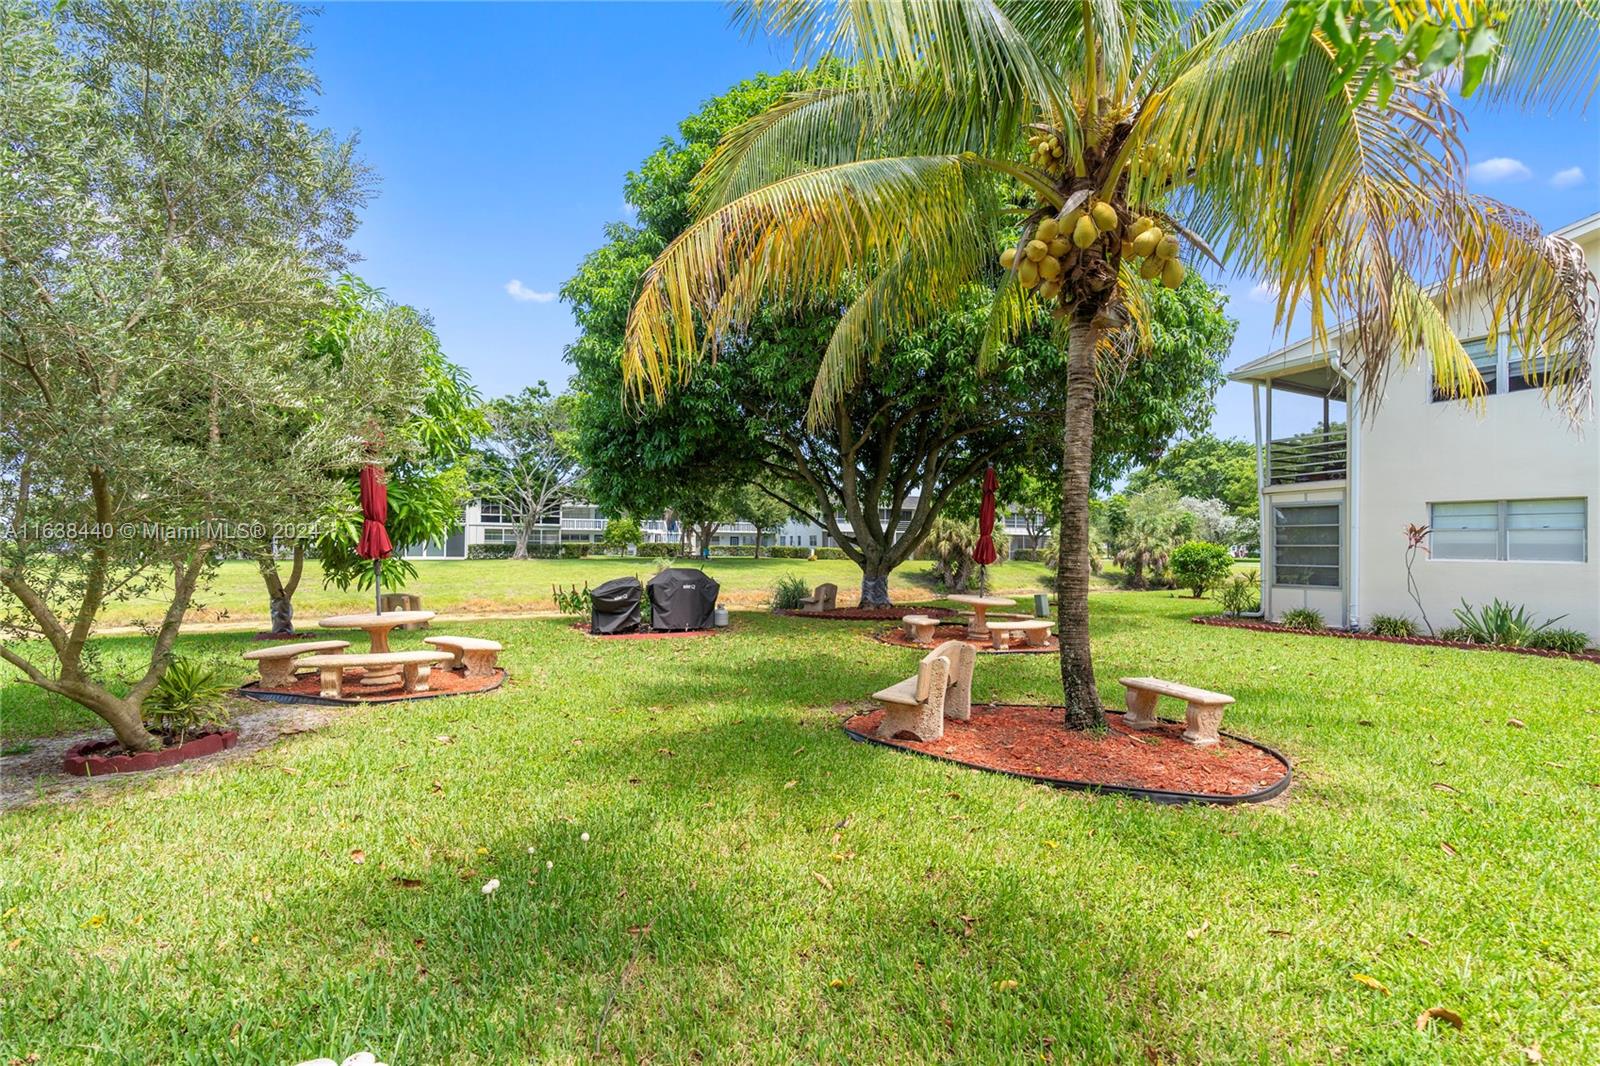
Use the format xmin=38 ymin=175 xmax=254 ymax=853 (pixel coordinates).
xmin=842 ymin=708 xmax=1293 ymax=807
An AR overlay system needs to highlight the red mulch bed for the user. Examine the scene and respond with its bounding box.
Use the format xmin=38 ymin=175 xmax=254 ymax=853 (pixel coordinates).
xmin=774 ymin=605 xmax=957 ymax=621
xmin=872 ymin=623 xmax=1057 ymax=654
xmin=239 ymin=666 xmax=505 ymax=703
xmin=843 ymin=704 xmax=1290 ymax=801
xmin=571 ymin=624 xmax=717 ymax=639
xmin=1193 ymin=615 xmax=1600 ymax=663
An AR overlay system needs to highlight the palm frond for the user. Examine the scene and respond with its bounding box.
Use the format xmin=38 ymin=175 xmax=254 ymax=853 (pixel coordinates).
xmin=1477 ymin=0 xmax=1600 ymax=112
xmin=623 ymin=155 xmax=992 ymax=403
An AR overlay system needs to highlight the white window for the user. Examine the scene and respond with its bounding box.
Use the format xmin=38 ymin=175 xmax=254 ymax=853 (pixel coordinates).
xmin=1432 ymin=336 xmax=1498 ymax=401
xmin=1431 ymin=499 xmax=1586 ymax=562
xmin=478 ymin=500 xmax=506 ymax=523
xmin=1272 ymin=503 xmax=1340 ymax=588
xmin=1507 ymin=349 xmax=1553 ymax=393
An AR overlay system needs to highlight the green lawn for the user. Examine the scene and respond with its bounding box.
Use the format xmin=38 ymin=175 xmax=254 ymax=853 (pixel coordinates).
xmin=2 ymin=593 xmax=1597 ymax=1062
xmin=102 ymin=556 xmax=1060 ymax=627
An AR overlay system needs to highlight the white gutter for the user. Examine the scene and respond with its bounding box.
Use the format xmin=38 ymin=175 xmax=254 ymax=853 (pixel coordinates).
xmin=1328 ymin=353 xmax=1360 ymax=630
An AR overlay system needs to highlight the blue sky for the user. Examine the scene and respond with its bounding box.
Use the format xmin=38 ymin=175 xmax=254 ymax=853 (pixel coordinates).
xmin=307 ymin=2 xmax=1600 ymax=444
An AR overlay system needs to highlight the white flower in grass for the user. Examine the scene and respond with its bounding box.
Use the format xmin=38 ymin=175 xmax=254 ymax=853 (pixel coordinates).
xmin=527 ymin=846 xmax=536 ymax=855
xmin=481 ymin=878 xmax=500 ymax=895
xmin=342 ymin=1055 xmax=386 ymax=1066
xmin=546 ymin=860 xmax=554 ymax=870
xmin=580 ymin=832 xmax=590 ymax=842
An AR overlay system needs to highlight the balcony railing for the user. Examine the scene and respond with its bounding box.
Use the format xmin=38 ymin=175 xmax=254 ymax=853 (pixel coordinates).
xmin=560 ymin=518 xmax=608 ymax=531
xmin=1267 ymin=427 xmax=1347 ymax=485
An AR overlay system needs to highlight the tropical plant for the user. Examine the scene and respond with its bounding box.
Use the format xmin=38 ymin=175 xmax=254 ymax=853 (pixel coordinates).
xmin=1369 ymin=614 xmax=1418 ymax=637
xmin=1526 ymin=628 xmax=1593 ymax=655
xmin=552 ymin=584 xmax=593 ymax=616
xmin=1280 ymin=608 xmax=1326 ymax=631
xmin=1169 ymin=541 xmax=1234 ymax=598
xmin=1401 ymin=522 xmax=1435 ymax=634
xmin=772 ymin=574 xmax=812 ymax=611
xmin=1437 ymin=626 xmax=1474 ymax=643
xmin=1215 ymin=570 xmax=1260 ymax=617
xmin=618 ymin=1 xmax=1598 ymax=729
xmin=145 ymin=657 xmax=233 ymax=746
xmin=1451 ymin=599 xmax=1566 ymax=647
xmin=1112 ymin=486 xmax=1189 ymax=590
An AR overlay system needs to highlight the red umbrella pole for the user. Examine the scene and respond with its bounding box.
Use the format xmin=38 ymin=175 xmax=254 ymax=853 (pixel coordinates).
xmin=973 ymin=466 xmax=1000 ymax=596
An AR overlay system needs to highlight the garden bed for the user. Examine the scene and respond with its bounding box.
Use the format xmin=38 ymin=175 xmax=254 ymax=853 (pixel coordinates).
xmin=774 ymin=605 xmax=957 ymax=622
xmin=871 ymin=623 xmax=1057 ymax=654
xmin=842 ymin=704 xmax=1290 ymax=804
xmin=238 ymin=666 xmax=506 ymax=705
xmin=63 ymin=728 xmax=239 ymax=776
xmin=1193 ymin=615 xmax=1600 ymax=663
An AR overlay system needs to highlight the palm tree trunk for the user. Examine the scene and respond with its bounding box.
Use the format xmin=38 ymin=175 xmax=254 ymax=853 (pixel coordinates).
xmin=1057 ymin=310 xmax=1105 ymax=731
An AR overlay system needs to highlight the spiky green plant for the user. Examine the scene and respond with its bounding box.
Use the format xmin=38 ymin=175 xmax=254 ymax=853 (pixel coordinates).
xmin=620 ymin=1 xmax=1599 ymax=729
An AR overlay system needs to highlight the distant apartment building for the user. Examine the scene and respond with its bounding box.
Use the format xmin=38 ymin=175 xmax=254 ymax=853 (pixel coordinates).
xmin=404 ymin=496 xmax=1047 ymax=559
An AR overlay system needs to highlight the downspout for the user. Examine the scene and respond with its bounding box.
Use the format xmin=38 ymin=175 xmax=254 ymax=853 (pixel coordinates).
xmin=1246 ymin=383 xmax=1266 ymax=618
xmin=1329 ymin=354 xmax=1359 ymax=630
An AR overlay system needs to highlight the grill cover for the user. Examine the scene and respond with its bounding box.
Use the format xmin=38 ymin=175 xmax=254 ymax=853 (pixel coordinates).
xmin=590 ymin=576 xmax=643 ymax=635
xmin=647 ymin=568 xmax=720 ymax=631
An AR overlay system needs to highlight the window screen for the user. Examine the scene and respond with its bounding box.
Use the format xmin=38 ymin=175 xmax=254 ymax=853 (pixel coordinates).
xmin=1273 ymin=504 xmax=1340 ymax=587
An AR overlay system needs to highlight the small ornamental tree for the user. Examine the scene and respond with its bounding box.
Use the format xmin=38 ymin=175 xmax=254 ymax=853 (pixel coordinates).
xmin=601 ymin=515 xmax=644 ymax=554
xmin=734 ymin=487 xmax=793 ymax=559
xmin=1 ymin=2 xmax=374 ymax=750
xmin=1170 ymin=541 xmax=1235 ymax=598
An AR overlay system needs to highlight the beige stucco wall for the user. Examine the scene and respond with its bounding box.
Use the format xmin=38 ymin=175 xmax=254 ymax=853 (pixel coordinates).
xmin=1353 ymin=230 xmax=1600 ymax=639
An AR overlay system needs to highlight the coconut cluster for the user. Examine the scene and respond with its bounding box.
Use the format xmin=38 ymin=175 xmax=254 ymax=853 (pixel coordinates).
xmin=999 ymin=199 xmax=1186 ymax=301
xmin=1028 ymin=131 xmax=1064 ymax=171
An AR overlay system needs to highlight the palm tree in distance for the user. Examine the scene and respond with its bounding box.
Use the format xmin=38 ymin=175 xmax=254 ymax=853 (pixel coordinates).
xmin=622 ymin=2 xmax=1599 ymax=729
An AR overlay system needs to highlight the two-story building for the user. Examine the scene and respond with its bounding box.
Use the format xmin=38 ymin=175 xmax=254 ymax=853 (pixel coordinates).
xmin=1229 ymin=212 xmax=1598 ymax=639
xmin=405 ymin=496 xmax=1047 ymax=559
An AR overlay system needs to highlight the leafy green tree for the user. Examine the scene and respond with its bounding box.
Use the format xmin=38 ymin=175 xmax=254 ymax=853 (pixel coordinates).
xmin=0 ymin=1 xmax=373 ymax=750
xmin=473 ymin=383 xmax=580 ymax=560
xmin=600 ymin=515 xmax=643 ymax=554
xmin=620 ymin=2 xmax=1594 ymax=728
xmin=1128 ymin=435 xmax=1259 ymax=519
xmin=1113 ymin=487 xmax=1191 ymax=590
xmin=568 ymin=73 xmax=1234 ymax=606
xmin=734 ymin=487 xmax=792 ymax=559
xmin=253 ymin=277 xmax=456 ymax=634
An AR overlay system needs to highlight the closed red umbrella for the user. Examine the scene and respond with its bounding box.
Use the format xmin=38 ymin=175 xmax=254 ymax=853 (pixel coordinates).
xmin=358 ymin=463 xmax=393 ymax=613
xmin=973 ymin=466 xmax=999 ymax=595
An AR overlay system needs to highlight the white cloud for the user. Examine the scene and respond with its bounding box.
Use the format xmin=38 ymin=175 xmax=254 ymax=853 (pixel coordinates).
xmin=1467 ymin=156 xmax=1532 ymax=183
xmin=504 ymin=279 xmax=555 ymax=304
xmin=1550 ymin=166 xmax=1586 ymax=189
xmin=1248 ymin=280 xmax=1280 ymax=303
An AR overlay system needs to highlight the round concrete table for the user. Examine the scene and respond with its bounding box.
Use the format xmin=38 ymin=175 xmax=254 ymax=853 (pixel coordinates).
xmin=318 ymin=610 xmax=436 ymax=685
xmin=944 ymin=594 xmax=1016 ymax=639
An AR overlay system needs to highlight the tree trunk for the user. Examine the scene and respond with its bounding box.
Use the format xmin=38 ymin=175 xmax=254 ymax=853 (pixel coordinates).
xmin=513 ymin=521 xmax=530 ymax=560
xmin=1057 ymin=310 xmax=1105 ymax=731
xmin=753 ymin=530 xmax=763 ymax=559
xmin=257 ymin=544 xmax=304 ymax=636
xmin=858 ymin=563 xmax=892 ymax=607
xmin=78 ymin=685 xmax=161 ymax=752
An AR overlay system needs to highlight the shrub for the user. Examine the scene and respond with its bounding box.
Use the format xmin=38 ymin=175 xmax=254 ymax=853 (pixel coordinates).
xmin=1451 ymin=599 xmax=1566 ymax=647
xmin=1214 ymin=569 xmax=1259 ymax=617
xmin=551 ymin=583 xmax=591 ymax=615
xmin=1368 ymin=614 xmax=1418 ymax=638
xmin=146 ymin=656 xmax=232 ymax=743
xmin=1279 ymin=607 xmax=1324 ymax=631
xmin=772 ymin=574 xmax=812 ymax=611
xmin=1526 ymin=627 xmax=1592 ymax=654
xmin=1437 ymin=625 xmax=1473 ymax=643
xmin=1169 ymin=541 xmax=1234 ymax=598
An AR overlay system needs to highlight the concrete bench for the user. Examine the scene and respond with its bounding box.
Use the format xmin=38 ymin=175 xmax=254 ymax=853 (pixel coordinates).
xmin=985 ymin=619 xmax=1053 ymax=650
xmin=873 ymin=639 xmax=976 ymax=743
xmin=241 ymin=640 xmax=351 ymax=688
xmin=298 ymin=651 xmax=454 ymax=699
xmin=423 ymin=635 xmax=503 ymax=678
xmin=1118 ymin=676 xmax=1235 ymax=747
xmin=901 ymin=614 xmax=940 ymax=644
xmin=797 ymin=583 xmax=838 ymax=613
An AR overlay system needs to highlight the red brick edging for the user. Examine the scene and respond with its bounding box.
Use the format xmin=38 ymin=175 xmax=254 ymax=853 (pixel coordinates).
xmin=1191 ymin=615 xmax=1600 ymax=663
xmin=63 ymin=729 xmax=240 ymax=776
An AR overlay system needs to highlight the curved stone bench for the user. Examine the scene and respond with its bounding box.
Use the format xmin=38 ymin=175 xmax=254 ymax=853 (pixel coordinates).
xmin=985 ymin=619 xmax=1053 ymax=650
xmin=241 ymin=640 xmax=352 ymax=688
xmin=1118 ymin=676 xmax=1235 ymax=747
xmin=423 ymin=636 xmax=503 ymax=678
xmin=298 ymin=651 xmax=454 ymax=699
xmin=900 ymin=614 xmax=940 ymax=644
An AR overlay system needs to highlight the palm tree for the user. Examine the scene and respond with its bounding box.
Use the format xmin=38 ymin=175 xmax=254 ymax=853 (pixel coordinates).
xmin=621 ymin=2 xmax=1599 ymax=730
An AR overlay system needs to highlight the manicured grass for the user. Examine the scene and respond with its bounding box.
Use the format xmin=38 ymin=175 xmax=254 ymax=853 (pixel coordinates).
xmin=94 ymin=556 xmax=1059 ymax=627
xmin=2 ymin=594 xmax=1597 ymax=1062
